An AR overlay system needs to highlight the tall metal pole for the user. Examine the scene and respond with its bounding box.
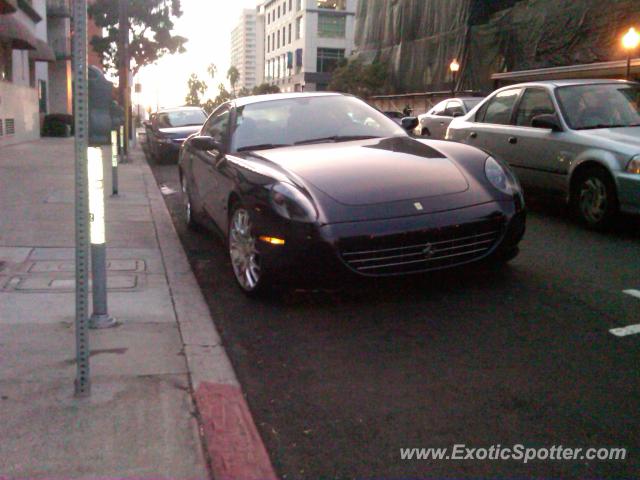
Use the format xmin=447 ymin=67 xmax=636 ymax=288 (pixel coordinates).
xmin=72 ymin=0 xmax=91 ymax=397
xmin=118 ymin=0 xmax=130 ymax=157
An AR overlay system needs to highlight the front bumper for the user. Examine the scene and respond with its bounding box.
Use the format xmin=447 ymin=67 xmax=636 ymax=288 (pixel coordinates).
xmin=254 ymin=200 xmax=526 ymax=282
xmin=616 ymin=172 xmax=640 ymax=215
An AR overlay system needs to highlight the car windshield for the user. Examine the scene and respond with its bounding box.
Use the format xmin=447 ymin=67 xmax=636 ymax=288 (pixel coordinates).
xmin=555 ymin=83 xmax=640 ymax=130
xmin=157 ymin=110 xmax=206 ymax=128
xmin=231 ymin=95 xmax=406 ymax=151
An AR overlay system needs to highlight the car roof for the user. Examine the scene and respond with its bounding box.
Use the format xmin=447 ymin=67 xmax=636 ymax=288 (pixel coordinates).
xmin=156 ymin=106 xmax=205 ymax=113
xmin=498 ymin=79 xmax=638 ymax=89
xmin=231 ymin=91 xmax=343 ymax=108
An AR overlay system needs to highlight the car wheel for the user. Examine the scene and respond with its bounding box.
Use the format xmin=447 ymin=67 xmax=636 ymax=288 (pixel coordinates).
xmin=228 ymin=205 xmax=272 ymax=296
xmin=181 ymin=175 xmax=201 ymax=230
xmin=572 ymin=167 xmax=618 ymax=229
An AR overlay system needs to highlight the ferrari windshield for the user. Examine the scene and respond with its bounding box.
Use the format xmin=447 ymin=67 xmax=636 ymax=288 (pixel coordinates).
xmin=232 ymin=95 xmax=406 ymax=151
xmin=556 ymin=83 xmax=640 ymax=130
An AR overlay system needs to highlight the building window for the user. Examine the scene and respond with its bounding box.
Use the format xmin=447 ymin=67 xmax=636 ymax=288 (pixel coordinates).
xmin=282 ymin=1 xmax=286 ymax=14
xmin=289 ymin=0 xmax=292 ymax=11
xmin=38 ymin=80 xmax=47 ymax=113
xmin=316 ymin=48 xmax=344 ymax=73
xmin=282 ymin=26 xmax=286 ymax=44
xmin=277 ymin=30 xmax=280 ymax=48
xmin=277 ymin=5 xmax=280 ymax=17
xmin=288 ymin=23 xmax=292 ymax=43
xmin=317 ymin=0 xmax=346 ymax=9
xmin=296 ymin=16 xmax=303 ymax=39
xmin=317 ymin=12 xmax=345 ymax=37
xmin=0 ymin=41 xmax=12 ymax=82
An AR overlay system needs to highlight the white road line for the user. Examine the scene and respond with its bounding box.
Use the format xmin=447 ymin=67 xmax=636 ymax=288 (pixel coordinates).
xmin=609 ymin=290 xmax=640 ymax=337
xmin=623 ymin=289 xmax=640 ymax=300
xmin=610 ymin=324 xmax=640 ymax=337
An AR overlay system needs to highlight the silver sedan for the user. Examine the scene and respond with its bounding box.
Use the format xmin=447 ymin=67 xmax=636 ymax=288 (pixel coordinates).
xmin=446 ymin=80 xmax=640 ymax=228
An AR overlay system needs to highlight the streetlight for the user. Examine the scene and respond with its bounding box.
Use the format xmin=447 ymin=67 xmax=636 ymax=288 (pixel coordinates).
xmin=449 ymin=59 xmax=460 ymax=96
xmin=622 ymin=27 xmax=640 ymax=80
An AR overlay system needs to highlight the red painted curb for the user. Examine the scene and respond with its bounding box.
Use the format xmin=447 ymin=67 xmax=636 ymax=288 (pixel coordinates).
xmin=195 ymin=382 xmax=277 ymax=480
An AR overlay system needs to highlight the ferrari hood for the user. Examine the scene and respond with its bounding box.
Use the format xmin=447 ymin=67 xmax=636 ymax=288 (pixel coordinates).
xmin=255 ymin=136 xmax=469 ymax=206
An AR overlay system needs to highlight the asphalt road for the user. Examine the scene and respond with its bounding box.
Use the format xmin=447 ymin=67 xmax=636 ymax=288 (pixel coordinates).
xmin=149 ymin=157 xmax=640 ymax=479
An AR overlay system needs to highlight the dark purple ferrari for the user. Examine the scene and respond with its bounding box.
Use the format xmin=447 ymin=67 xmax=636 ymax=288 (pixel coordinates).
xmin=178 ymin=93 xmax=526 ymax=295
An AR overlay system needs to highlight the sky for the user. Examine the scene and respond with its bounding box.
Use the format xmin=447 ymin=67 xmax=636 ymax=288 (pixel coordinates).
xmin=134 ymin=0 xmax=260 ymax=111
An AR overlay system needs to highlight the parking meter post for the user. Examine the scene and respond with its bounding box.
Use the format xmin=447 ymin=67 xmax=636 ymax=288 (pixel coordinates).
xmin=88 ymin=147 xmax=117 ymax=330
xmin=111 ymin=130 xmax=119 ymax=196
xmin=72 ymin=0 xmax=91 ymax=397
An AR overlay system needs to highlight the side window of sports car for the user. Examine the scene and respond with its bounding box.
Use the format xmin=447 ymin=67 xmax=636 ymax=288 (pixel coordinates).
xmin=204 ymin=109 xmax=230 ymax=144
xmin=480 ymin=88 xmax=522 ymax=125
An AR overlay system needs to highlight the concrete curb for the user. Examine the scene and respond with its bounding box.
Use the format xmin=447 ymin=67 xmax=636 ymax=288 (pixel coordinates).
xmin=139 ymin=153 xmax=277 ymax=480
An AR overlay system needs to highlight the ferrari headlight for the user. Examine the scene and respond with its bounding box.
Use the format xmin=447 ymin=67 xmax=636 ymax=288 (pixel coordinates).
xmin=269 ymin=182 xmax=317 ymax=223
xmin=627 ymin=155 xmax=640 ymax=174
xmin=485 ymin=156 xmax=520 ymax=195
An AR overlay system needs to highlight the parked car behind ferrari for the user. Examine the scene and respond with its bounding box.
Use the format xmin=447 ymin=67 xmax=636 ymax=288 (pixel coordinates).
xmin=146 ymin=107 xmax=207 ymax=163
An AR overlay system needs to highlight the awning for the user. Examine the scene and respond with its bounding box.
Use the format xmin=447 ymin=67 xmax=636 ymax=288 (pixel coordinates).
xmin=0 ymin=0 xmax=17 ymax=14
xmin=491 ymin=59 xmax=640 ymax=84
xmin=29 ymin=38 xmax=55 ymax=62
xmin=0 ymin=15 xmax=38 ymax=50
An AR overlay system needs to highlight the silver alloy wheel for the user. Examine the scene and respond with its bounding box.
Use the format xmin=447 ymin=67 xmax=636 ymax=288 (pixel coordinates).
xmin=181 ymin=177 xmax=192 ymax=225
xmin=579 ymin=176 xmax=608 ymax=224
xmin=229 ymin=208 xmax=261 ymax=291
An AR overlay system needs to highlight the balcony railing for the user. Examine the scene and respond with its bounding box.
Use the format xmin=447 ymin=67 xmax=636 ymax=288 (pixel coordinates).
xmin=47 ymin=0 xmax=71 ymax=17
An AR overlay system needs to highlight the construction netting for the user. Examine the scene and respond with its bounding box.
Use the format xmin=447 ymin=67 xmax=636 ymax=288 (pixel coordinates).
xmin=353 ymin=0 xmax=640 ymax=93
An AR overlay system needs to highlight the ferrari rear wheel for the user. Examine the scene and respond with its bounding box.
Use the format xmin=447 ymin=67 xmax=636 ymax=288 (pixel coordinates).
xmin=228 ymin=205 xmax=271 ymax=295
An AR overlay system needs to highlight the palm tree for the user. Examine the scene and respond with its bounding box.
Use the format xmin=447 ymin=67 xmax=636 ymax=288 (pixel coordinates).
xmin=207 ymin=63 xmax=217 ymax=80
xmin=227 ymin=66 xmax=240 ymax=98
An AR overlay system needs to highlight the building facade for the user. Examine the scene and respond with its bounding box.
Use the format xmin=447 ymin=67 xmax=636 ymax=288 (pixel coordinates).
xmin=230 ymin=8 xmax=264 ymax=91
xmin=263 ymin=0 xmax=356 ymax=92
xmin=0 ymin=0 xmax=53 ymax=146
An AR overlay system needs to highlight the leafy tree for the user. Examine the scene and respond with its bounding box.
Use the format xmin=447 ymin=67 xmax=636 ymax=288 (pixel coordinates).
xmin=251 ymin=83 xmax=281 ymax=95
xmin=185 ymin=73 xmax=207 ymax=106
xmin=227 ymin=66 xmax=240 ymax=97
xmin=88 ymin=0 xmax=187 ymax=75
xmin=328 ymin=59 xmax=390 ymax=98
xmin=201 ymin=83 xmax=233 ymax=113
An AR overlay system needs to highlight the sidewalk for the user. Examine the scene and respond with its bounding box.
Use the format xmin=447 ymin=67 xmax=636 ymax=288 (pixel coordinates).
xmin=0 ymin=139 xmax=275 ymax=479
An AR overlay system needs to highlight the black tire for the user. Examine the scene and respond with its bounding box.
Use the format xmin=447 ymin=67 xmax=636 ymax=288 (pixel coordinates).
xmin=571 ymin=166 xmax=618 ymax=230
xmin=228 ymin=204 xmax=275 ymax=297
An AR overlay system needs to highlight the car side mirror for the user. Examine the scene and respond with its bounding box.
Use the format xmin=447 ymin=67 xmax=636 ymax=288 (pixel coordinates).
xmin=191 ymin=135 xmax=224 ymax=157
xmin=531 ymin=114 xmax=562 ymax=131
xmin=401 ymin=116 xmax=419 ymax=132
